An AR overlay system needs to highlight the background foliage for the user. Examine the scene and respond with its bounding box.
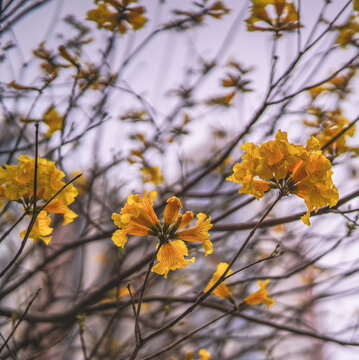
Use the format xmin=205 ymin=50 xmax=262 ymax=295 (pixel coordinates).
xmin=0 ymin=0 xmax=359 ymax=359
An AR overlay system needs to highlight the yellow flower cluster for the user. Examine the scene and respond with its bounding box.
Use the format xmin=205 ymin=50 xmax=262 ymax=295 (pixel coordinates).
xmin=304 ymin=108 xmax=357 ymax=158
xmin=112 ymin=192 xmax=212 ymax=277
xmin=0 ymin=156 xmax=78 ymax=244
xmin=87 ymin=0 xmax=147 ymax=33
xmin=308 ymin=68 xmax=356 ymax=100
xmin=227 ymin=130 xmax=339 ymax=225
xmin=335 ymin=15 xmax=359 ymax=48
xmin=140 ymin=165 xmax=164 ymax=186
xmin=246 ymin=0 xmax=301 ymax=35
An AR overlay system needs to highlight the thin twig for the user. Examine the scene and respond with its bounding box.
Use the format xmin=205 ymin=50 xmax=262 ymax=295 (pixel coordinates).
xmin=130 ymin=244 xmax=163 ymax=359
xmin=0 ymin=123 xmax=39 ymax=279
xmin=0 ymin=333 xmax=16 ymax=360
xmin=143 ymin=309 xmax=235 ymax=360
xmin=143 ymin=194 xmax=281 ymax=345
xmin=0 ymin=288 xmax=41 ymax=354
xmin=0 ymin=212 xmax=27 ymax=244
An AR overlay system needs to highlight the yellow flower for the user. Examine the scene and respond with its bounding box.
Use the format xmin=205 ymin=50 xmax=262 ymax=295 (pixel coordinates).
xmin=112 ymin=192 xmax=213 ymax=276
xmin=198 ymin=349 xmax=211 ymax=360
xmin=335 ymin=15 xmax=359 ymax=48
xmin=308 ymin=85 xmax=327 ymax=100
xmin=308 ymin=69 xmax=356 ymax=100
xmin=0 ymin=155 xmax=78 ymax=208
xmin=257 ymin=130 xmax=303 ymax=180
xmin=111 ymin=194 xmax=212 ymax=254
xmin=227 ymin=130 xmax=338 ymax=225
xmin=288 ymin=150 xmax=339 ymax=225
xmin=43 ymin=199 xmax=78 ymax=225
xmin=100 ymin=285 xmax=134 ymax=303
xmin=205 ymin=90 xmax=236 ymax=107
xmin=43 ymin=107 xmax=63 ymax=137
xmin=87 ymin=0 xmax=147 ymax=33
xmin=305 ymin=108 xmax=357 ymax=157
xmin=111 ymin=191 xmax=160 ymax=247
xmin=0 ymin=156 xmax=78 ymax=244
xmin=178 ymin=213 xmax=213 ymax=256
xmin=207 ymin=1 xmax=230 ymax=19
xmin=164 ymin=196 xmax=182 ymax=226
xmin=204 ymin=262 xmax=234 ymax=302
xmin=151 ymin=240 xmax=195 ymax=278
xmin=141 ymin=165 xmax=164 ymax=185
xmin=244 ymin=279 xmax=274 ymax=308
xmin=172 ymin=348 xmax=211 ymax=360
xmin=246 ymin=0 xmax=301 ymax=35
xmin=179 ymin=211 xmax=194 ymax=228
xmin=20 ymin=211 xmax=53 ymax=245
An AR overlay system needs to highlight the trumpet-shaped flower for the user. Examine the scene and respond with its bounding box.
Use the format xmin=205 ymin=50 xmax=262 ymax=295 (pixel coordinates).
xmin=244 ymin=279 xmax=274 ymax=308
xmin=178 ymin=213 xmax=213 ymax=256
xmin=151 ymin=240 xmax=195 ymax=278
xmin=227 ymin=130 xmax=339 ymax=225
xmin=164 ymin=196 xmax=182 ymax=226
xmin=43 ymin=107 xmax=63 ymax=137
xmin=111 ymin=191 xmax=160 ymax=247
xmin=20 ymin=211 xmax=53 ymax=245
xmin=204 ymin=262 xmax=234 ymax=302
xmin=112 ymin=193 xmax=213 ymax=277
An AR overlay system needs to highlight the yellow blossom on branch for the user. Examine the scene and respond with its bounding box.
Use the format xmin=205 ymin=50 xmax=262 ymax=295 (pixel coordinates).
xmin=198 ymin=349 xmax=211 ymax=360
xmin=308 ymin=68 xmax=356 ymax=100
xmin=73 ymin=62 xmax=117 ymax=90
xmin=335 ymin=15 xmax=359 ymax=48
xmin=20 ymin=211 xmax=53 ymax=245
xmin=204 ymin=262 xmax=234 ymax=303
xmin=111 ymin=192 xmax=212 ymax=277
xmin=207 ymin=1 xmax=230 ymax=19
xmin=205 ymin=91 xmax=236 ymax=107
xmin=227 ymin=130 xmax=339 ymax=225
xmin=111 ymin=191 xmax=160 ymax=248
xmin=243 ymin=279 xmax=274 ymax=308
xmin=151 ymin=240 xmax=195 ymax=278
xmin=304 ymin=108 xmax=357 ymax=158
xmin=140 ymin=165 xmax=164 ymax=185
xmin=246 ymin=0 xmax=301 ymax=35
xmin=43 ymin=107 xmax=63 ymax=137
xmin=177 ymin=213 xmax=213 ymax=256
xmin=0 ymin=156 xmax=78 ymax=244
xmin=87 ymin=0 xmax=147 ymax=33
